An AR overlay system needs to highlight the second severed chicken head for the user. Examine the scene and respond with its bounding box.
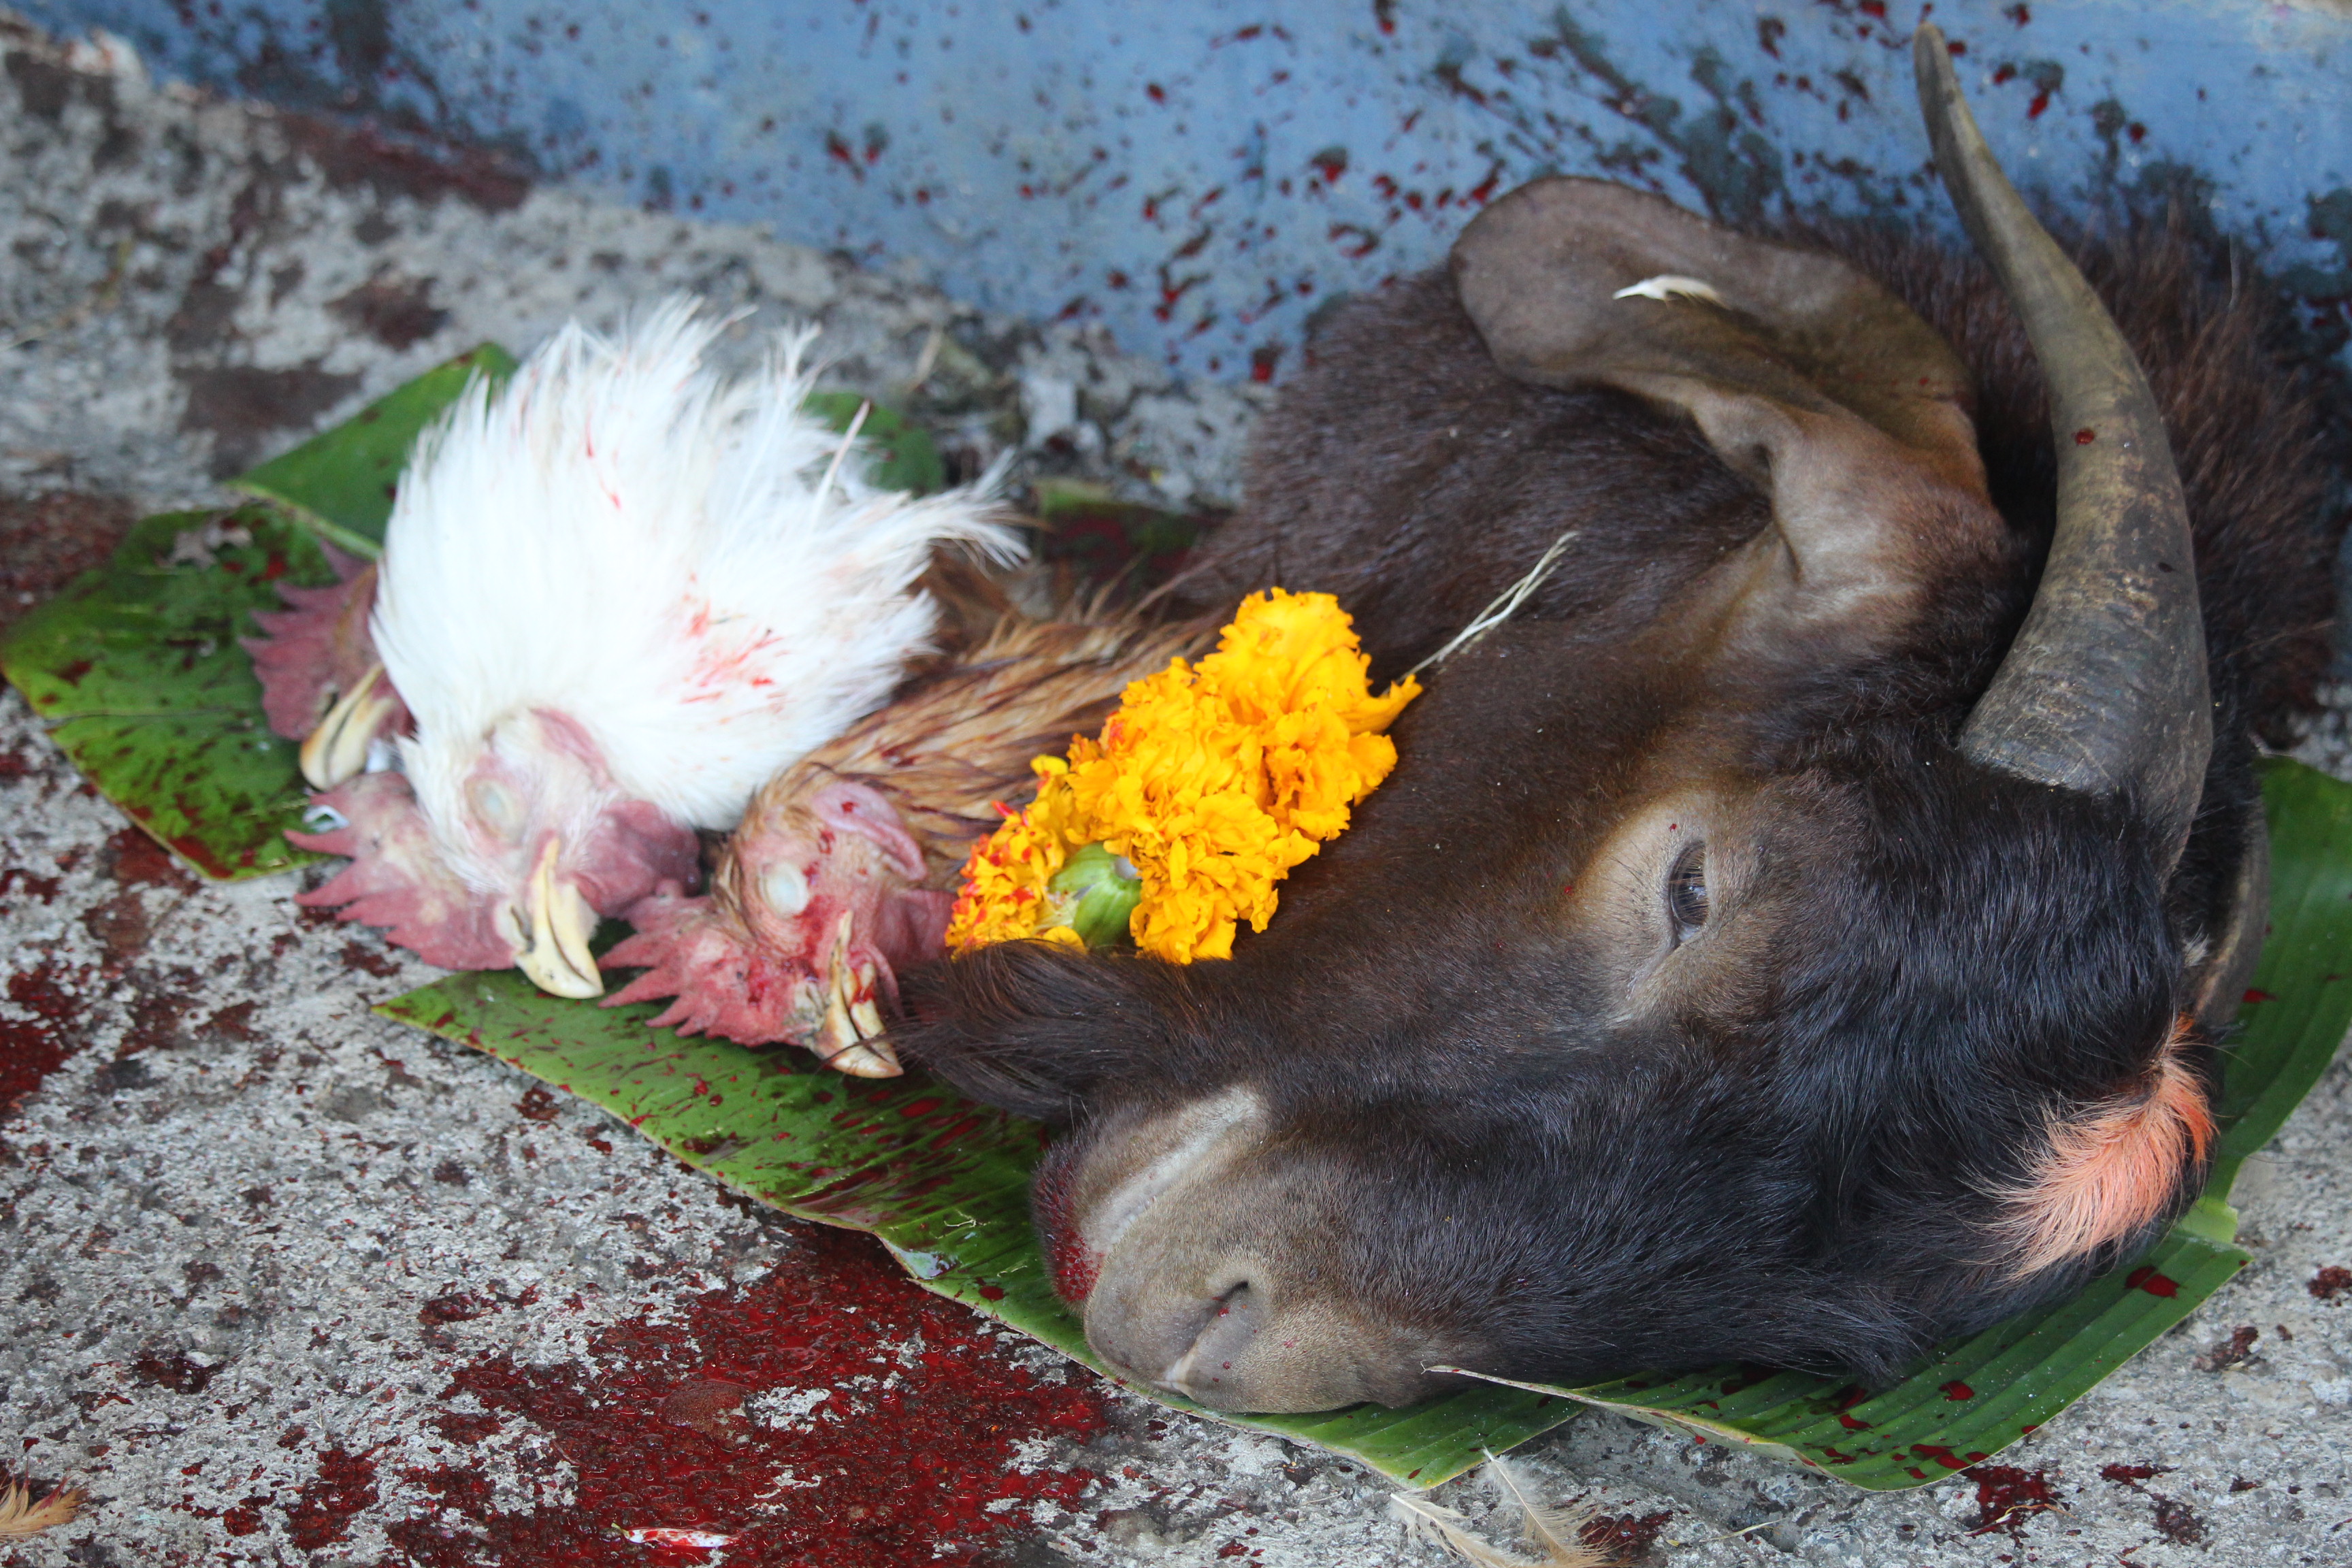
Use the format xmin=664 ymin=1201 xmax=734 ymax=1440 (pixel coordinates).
xmin=604 ymin=612 xmax=1208 ymax=1073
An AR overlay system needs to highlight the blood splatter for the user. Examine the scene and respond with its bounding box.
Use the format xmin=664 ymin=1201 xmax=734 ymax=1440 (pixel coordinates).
xmin=1962 ymin=1465 xmax=2061 ymax=1537
xmin=1580 ymin=1509 xmax=1672 ymax=1556
xmin=0 ymin=959 xmax=88 ymax=1111
xmin=2194 ymin=1324 xmax=2259 ymax=1371
xmin=1941 ymin=1381 xmax=1974 ymax=1401
xmin=2124 ymin=1265 xmax=2178 ymax=1297
xmin=2100 ymin=1461 xmax=2171 ymax=1488
xmin=105 ymin=825 xmax=195 ymax=891
xmin=387 ymin=1226 xmax=1107 ymax=1565
xmin=2152 ymin=1495 xmax=2206 ymax=1545
xmin=2307 ymin=1264 xmax=2351 ymax=1300
xmin=131 ymin=1353 xmax=223 ymax=1394
xmin=284 ymin=1448 xmax=380 ymax=1550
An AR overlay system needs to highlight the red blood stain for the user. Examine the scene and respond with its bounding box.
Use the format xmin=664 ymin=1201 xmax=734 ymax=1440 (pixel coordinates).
xmin=430 ymin=1411 xmax=503 ymax=1445
xmin=132 ymin=1352 xmax=223 ymax=1394
xmin=108 ymin=826 xmax=194 ymax=890
xmin=2243 ymin=988 xmax=2277 ymax=1003
xmin=387 ymin=1228 xmax=1107 ymax=1565
xmin=1942 ymin=1380 xmax=1975 ymax=1401
xmin=2027 ymin=91 xmax=2051 ymax=119
xmin=2153 ymin=1495 xmax=2206 ymax=1544
xmin=284 ymin=1447 xmax=379 ymax=1550
xmin=2125 ymin=1265 xmax=2179 ymax=1297
xmin=1991 ymin=63 xmax=2017 ymax=86
xmin=1910 ymin=1442 xmax=1968 ymax=1470
xmin=1963 ymin=1465 xmax=2061 ymax=1537
xmin=340 ymin=940 xmax=404 ymax=979
xmin=2074 ymin=427 xmax=2097 ymax=444
xmin=2101 ymin=1461 xmax=2172 ymax=1489
xmin=1580 ymin=1510 xmax=1673 ymax=1556
xmin=2307 ymin=1264 xmax=2352 ymax=1300
xmin=418 ymin=1292 xmax=501 ymax=1326
xmin=0 ymin=866 xmax=62 ymax=906
xmin=0 ymin=959 xmax=87 ymax=1111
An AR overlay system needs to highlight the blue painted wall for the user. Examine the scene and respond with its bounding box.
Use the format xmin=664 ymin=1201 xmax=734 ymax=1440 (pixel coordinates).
xmin=22 ymin=0 xmax=2352 ymax=379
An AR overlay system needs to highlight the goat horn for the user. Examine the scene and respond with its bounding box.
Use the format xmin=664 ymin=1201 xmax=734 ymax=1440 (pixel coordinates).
xmin=1915 ymin=24 xmax=2209 ymax=868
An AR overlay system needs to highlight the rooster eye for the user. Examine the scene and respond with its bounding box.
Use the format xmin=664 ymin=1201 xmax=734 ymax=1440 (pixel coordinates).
xmin=1666 ymin=842 xmax=1709 ymax=941
xmin=761 ymin=863 xmax=811 ymax=917
xmin=468 ymin=780 xmax=521 ymax=837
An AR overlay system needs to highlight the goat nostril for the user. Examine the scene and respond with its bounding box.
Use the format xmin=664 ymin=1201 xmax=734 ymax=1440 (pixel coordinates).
xmin=1161 ymin=1283 xmax=1258 ymax=1392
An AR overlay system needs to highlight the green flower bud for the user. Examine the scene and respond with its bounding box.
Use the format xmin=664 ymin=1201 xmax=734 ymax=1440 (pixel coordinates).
xmin=1047 ymin=842 xmax=1143 ymax=949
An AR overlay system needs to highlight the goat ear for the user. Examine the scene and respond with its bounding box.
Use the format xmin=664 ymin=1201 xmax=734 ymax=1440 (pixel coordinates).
xmin=1451 ymin=178 xmax=2006 ymax=655
xmin=1995 ymin=1017 xmax=2214 ymax=1276
xmin=896 ymin=942 xmax=1170 ymax=1124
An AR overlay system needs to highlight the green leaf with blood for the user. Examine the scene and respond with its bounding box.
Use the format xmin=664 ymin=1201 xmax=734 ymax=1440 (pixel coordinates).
xmin=1436 ymin=756 xmax=2352 ymax=1490
xmin=374 ymin=759 xmax=2352 ymax=1491
xmin=372 ymin=968 xmax=1580 ymax=1486
xmin=2206 ymin=757 xmax=2352 ymax=1196
xmin=230 ymin=344 xmax=521 ymax=557
xmin=802 ymin=390 xmax=948 ymax=496
xmin=0 ymin=509 xmax=340 ymax=880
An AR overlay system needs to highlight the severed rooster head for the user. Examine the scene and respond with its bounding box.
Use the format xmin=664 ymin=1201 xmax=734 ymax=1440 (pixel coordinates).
xmin=288 ymin=299 xmax=1019 ymax=996
xmin=605 ymin=611 xmax=1209 ymax=1073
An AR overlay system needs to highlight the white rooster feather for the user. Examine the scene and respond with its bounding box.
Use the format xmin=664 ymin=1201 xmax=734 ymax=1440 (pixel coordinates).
xmin=280 ymin=299 xmax=1019 ymax=997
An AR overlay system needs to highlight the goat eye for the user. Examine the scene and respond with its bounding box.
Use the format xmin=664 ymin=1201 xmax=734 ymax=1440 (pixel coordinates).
xmin=1667 ymin=843 xmax=1710 ymax=939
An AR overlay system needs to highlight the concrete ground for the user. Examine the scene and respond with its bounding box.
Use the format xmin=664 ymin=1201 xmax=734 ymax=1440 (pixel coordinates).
xmin=0 ymin=14 xmax=2347 ymax=1567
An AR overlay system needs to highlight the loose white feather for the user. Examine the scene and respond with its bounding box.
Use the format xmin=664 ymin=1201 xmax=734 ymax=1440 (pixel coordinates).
xmin=1388 ymin=1456 xmax=1607 ymax=1568
xmin=372 ymin=299 xmax=1020 ymax=841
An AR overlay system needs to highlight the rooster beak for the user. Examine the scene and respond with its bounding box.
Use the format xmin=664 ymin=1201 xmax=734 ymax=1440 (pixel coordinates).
xmin=300 ymin=663 xmax=397 ymax=790
xmin=815 ymin=910 xmax=901 ymax=1077
xmin=514 ymin=838 xmax=604 ymax=999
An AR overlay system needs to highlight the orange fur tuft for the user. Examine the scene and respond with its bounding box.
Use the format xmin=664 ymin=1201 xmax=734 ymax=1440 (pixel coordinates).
xmin=1997 ymin=1017 xmax=2214 ymax=1277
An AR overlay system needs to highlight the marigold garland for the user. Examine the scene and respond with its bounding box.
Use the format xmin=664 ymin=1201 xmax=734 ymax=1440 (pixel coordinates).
xmin=945 ymin=589 xmax=1419 ymax=964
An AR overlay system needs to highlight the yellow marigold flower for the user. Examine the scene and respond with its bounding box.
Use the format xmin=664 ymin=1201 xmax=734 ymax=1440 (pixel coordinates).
xmin=948 ymin=589 xmax=1418 ymax=963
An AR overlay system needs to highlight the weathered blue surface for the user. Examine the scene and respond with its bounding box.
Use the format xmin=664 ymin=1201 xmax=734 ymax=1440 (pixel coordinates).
xmin=22 ymin=0 xmax=2352 ymax=379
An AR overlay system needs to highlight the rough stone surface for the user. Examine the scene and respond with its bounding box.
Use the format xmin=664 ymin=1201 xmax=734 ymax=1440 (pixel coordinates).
xmin=0 ymin=15 xmax=2347 ymax=1568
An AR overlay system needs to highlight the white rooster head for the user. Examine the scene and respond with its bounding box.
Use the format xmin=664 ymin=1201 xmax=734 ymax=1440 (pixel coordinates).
xmin=289 ymin=299 xmax=1017 ymax=995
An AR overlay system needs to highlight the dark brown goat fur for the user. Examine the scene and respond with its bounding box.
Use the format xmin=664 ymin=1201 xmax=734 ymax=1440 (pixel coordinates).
xmin=900 ymin=202 xmax=2347 ymax=1408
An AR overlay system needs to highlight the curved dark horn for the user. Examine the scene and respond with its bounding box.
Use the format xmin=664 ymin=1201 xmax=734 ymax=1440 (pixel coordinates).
xmin=1914 ymin=25 xmax=2209 ymax=867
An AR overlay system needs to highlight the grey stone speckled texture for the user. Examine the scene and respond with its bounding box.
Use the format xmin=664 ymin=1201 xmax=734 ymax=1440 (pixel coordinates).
xmin=0 ymin=13 xmax=2347 ymax=1567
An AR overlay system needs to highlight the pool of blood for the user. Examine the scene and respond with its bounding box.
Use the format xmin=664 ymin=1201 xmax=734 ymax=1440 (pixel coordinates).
xmin=382 ymin=1225 xmax=1110 ymax=1566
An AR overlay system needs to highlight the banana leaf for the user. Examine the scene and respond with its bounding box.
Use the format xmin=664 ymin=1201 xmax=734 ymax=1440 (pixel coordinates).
xmin=0 ymin=508 xmax=336 ymax=879
xmin=374 ymin=966 xmax=1579 ymax=1485
xmin=801 ymin=390 xmax=947 ymax=496
xmin=232 ymin=345 xmax=521 ymax=557
xmin=377 ymin=757 xmax=2352 ymax=1491
xmin=0 ymin=346 xmax=510 ymax=879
